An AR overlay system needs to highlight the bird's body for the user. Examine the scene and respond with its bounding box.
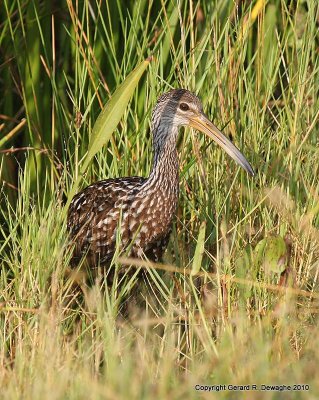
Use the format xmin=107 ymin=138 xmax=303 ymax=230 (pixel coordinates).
xmin=67 ymin=89 xmax=254 ymax=269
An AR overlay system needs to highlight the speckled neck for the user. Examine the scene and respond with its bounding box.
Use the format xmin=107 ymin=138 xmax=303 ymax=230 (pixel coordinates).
xmin=142 ymin=125 xmax=179 ymax=195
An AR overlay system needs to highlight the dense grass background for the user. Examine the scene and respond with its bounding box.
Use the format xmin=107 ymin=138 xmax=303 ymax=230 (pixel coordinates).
xmin=1 ymin=0 xmax=319 ymax=398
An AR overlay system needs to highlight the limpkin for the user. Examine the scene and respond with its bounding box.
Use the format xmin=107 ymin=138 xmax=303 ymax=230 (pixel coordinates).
xmin=67 ymin=89 xmax=254 ymax=269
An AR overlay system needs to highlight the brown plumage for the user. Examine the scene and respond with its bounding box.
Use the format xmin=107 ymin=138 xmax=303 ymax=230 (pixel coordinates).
xmin=67 ymin=89 xmax=254 ymax=269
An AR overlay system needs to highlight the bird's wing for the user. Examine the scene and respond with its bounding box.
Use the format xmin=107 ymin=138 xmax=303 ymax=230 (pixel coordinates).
xmin=67 ymin=176 xmax=145 ymax=264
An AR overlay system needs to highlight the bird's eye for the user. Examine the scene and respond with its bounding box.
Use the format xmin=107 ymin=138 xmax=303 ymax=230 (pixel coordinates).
xmin=179 ymin=102 xmax=189 ymax=111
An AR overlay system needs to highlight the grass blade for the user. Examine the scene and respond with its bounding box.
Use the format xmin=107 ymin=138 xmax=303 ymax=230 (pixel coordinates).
xmin=191 ymin=221 xmax=206 ymax=275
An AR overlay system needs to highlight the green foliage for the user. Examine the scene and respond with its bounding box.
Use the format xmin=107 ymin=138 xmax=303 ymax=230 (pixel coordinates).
xmin=254 ymin=235 xmax=289 ymax=274
xmin=0 ymin=0 xmax=319 ymax=398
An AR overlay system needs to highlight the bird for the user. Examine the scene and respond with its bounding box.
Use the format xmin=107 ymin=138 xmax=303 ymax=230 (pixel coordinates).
xmin=67 ymin=89 xmax=254 ymax=271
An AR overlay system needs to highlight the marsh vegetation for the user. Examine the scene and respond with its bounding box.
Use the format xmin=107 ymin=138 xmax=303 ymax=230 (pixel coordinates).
xmin=1 ymin=1 xmax=318 ymax=398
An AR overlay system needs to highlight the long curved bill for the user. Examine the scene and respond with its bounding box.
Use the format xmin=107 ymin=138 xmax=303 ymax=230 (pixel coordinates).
xmin=189 ymin=113 xmax=255 ymax=176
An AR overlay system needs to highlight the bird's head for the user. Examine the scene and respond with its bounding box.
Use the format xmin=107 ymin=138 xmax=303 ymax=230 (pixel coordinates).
xmin=152 ymin=88 xmax=254 ymax=176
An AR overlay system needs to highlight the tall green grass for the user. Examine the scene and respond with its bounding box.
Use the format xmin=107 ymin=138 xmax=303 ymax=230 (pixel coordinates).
xmin=1 ymin=0 xmax=319 ymax=398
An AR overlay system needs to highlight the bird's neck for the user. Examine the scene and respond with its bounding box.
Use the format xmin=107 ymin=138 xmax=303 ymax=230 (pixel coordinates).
xmin=144 ymin=125 xmax=179 ymax=193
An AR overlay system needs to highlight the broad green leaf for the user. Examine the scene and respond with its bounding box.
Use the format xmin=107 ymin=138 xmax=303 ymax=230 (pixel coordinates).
xmin=191 ymin=221 xmax=206 ymax=276
xmin=235 ymin=235 xmax=289 ymax=303
xmin=64 ymin=57 xmax=151 ymax=213
xmin=262 ymin=236 xmax=288 ymax=274
xmin=255 ymin=236 xmax=288 ymax=274
xmin=81 ymin=57 xmax=151 ymax=174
